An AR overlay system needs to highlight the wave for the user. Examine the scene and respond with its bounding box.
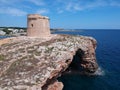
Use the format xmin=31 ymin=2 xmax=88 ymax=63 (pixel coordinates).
xmin=93 ymin=67 xmax=105 ymax=76
xmin=62 ymin=67 xmax=105 ymax=76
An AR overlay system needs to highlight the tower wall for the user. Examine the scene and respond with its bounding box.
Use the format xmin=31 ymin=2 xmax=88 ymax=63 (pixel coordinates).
xmin=27 ymin=14 xmax=51 ymax=37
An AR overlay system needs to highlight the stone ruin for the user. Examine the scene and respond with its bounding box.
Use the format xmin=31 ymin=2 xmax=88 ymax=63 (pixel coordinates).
xmin=27 ymin=14 xmax=51 ymax=37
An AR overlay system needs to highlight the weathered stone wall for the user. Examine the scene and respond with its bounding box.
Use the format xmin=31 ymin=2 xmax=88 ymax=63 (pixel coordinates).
xmin=27 ymin=14 xmax=51 ymax=37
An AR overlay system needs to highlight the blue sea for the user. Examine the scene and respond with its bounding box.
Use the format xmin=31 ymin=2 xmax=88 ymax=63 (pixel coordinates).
xmin=53 ymin=30 xmax=120 ymax=90
xmin=0 ymin=30 xmax=120 ymax=90
xmin=0 ymin=36 xmax=10 ymax=39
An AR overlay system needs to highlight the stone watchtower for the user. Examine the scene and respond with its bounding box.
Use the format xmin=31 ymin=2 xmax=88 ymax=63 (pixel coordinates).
xmin=27 ymin=14 xmax=51 ymax=37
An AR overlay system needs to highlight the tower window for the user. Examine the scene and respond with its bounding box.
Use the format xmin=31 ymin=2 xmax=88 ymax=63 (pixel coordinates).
xmin=31 ymin=24 xmax=33 ymax=27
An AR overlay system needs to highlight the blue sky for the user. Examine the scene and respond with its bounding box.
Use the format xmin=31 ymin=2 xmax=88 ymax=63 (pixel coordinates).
xmin=0 ymin=0 xmax=120 ymax=29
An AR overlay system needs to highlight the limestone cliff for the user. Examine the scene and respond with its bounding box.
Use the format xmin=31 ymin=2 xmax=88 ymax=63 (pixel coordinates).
xmin=0 ymin=34 xmax=98 ymax=90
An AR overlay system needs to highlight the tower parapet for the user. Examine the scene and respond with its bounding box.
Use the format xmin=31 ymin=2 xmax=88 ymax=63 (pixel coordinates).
xmin=27 ymin=14 xmax=51 ymax=37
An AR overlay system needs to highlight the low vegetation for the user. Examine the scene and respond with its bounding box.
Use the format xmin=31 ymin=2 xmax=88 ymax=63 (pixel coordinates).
xmin=0 ymin=55 xmax=4 ymax=61
xmin=2 ymin=28 xmax=12 ymax=34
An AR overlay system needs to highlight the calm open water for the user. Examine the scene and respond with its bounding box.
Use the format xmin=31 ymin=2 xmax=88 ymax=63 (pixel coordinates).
xmin=0 ymin=30 xmax=120 ymax=90
xmin=53 ymin=30 xmax=120 ymax=90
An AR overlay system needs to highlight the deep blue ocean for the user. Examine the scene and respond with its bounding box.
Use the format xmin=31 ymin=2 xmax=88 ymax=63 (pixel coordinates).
xmin=53 ymin=30 xmax=120 ymax=90
xmin=0 ymin=30 xmax=120 ymax=90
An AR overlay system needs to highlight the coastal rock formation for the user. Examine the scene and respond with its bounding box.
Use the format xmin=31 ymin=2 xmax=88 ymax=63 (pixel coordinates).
xmin=0 ymin=34 xmax=98 ymax=90
xmin=43 ymin=80 xmax=63 ymax=90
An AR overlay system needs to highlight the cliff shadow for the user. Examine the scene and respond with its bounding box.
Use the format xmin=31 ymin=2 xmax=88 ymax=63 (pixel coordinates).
xmin=64 ymin=49 xmax=85 ymax=74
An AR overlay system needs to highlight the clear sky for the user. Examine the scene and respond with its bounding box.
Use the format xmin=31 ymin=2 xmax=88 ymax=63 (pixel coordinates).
xmin=0 ymin=0 xmax=120 ymax=29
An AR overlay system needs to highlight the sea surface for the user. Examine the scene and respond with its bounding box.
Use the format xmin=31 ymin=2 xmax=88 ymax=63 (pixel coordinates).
xmin=0 ymin=30 xmax=120 ymax=90
xmin=0 ymin=36 xmax=10 ymax=39
xmin=53 ymin=30 xmax=120 ymax=90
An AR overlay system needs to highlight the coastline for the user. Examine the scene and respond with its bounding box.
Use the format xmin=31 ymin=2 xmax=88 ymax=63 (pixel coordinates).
xmin=0 ymin=34 xmax=98 ymax=90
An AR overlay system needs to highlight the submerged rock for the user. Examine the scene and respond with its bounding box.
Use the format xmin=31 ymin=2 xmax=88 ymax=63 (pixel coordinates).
xmin=0 ymin=34 xmax=98 ymax=90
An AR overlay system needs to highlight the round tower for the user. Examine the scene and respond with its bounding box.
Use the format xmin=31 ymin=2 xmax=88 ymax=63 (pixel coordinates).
xmin=27 ymin=14 xmax=51 ymax=37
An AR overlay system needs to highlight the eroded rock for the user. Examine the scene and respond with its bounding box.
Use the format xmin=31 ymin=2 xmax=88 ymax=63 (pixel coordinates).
xmin=46 ymin=81 xmax=63 ymax=90
xmin=0 ymin=34 xmax=98 ymax=90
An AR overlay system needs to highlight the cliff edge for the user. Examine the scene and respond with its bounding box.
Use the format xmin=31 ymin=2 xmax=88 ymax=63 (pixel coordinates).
xmin=0 ymin=34 xmax=98 ymax=90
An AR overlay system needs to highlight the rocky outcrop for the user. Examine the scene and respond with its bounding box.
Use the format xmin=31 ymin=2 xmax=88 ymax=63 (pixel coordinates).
xmin=47 ymin=81 xmax=63 ymax=90
xmin=0 ymin=34 xmax=98 ymax=90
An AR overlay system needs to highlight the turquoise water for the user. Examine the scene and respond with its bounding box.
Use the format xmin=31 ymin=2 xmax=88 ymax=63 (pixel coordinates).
xmin=54 ymin=30 xmax=120 ymax=90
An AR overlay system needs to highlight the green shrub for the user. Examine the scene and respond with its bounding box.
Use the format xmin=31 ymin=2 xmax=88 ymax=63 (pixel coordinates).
xmin=2 ymin=28 xmax=12 ymax=34
xmin=0 ymin=55 xmax=4 ymax=61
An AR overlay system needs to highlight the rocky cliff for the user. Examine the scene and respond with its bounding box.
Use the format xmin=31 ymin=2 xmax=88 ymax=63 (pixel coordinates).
xmin=0 ymin=34 xmax=98 ymax=90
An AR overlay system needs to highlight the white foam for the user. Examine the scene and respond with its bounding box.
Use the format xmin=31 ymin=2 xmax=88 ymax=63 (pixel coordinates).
xmin=94 ymin=67 xmax=105 ymax=76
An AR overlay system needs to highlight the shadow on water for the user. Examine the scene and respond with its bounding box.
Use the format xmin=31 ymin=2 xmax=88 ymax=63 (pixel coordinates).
xmin=58 ymin=73 xmax=114 ymax=90
xmin=58 ymin=48 xmax=106 ymax=90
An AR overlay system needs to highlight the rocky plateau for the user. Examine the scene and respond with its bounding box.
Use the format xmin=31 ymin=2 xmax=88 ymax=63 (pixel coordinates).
xmin=0 ymin=34 xmax=98 ymax=90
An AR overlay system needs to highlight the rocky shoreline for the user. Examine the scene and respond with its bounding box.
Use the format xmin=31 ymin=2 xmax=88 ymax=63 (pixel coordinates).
xmin=0 ymin=34 xmax=98 ymax=90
